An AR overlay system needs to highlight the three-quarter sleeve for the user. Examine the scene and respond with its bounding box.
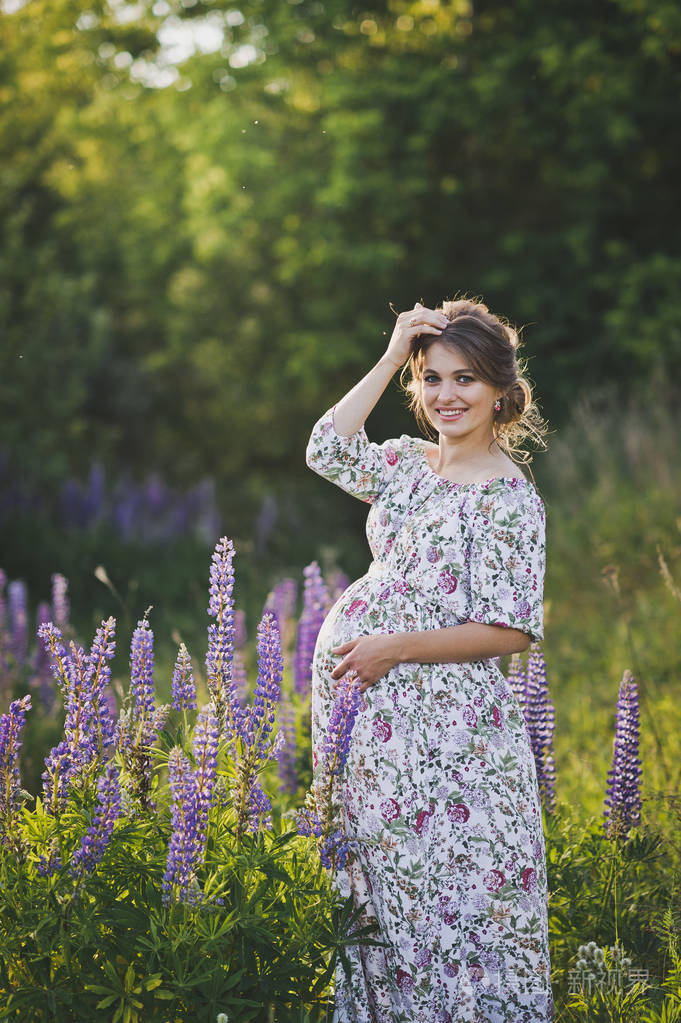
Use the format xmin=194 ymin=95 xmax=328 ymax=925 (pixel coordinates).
xmin=305 ymin=405 xmax=409 ymax=504
xmin=466 ymin=482 xmax=546 ymax=642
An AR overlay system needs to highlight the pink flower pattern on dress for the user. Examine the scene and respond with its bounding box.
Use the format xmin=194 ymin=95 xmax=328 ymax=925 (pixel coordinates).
xmin=306 ymin=406 xmax=553 ymax=1022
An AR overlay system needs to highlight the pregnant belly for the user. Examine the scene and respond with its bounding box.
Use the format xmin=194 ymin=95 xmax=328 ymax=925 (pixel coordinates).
xmin=316 ymin=572 xmax=420 ymax=654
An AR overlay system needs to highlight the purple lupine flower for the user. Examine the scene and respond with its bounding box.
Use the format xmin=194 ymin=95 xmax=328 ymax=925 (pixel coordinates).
xmin=130 ymin=619 xmax=156 ymax=718
xmin=604 ymin=669 xmax=642 ymax=838
xmin=227 ymin=611 xmax=285 ymax=838
xmin=39 ymin=619 xmax=117 ymax=808
xmin=192 ymin=704 xmax=219 ymax=829
xmin=234 ymin=608 xmax=247 ymax=649
xmin=42 ymin=739 xmax=73 ymax=810
xmin=296 ymin=673 xmax=361 ymax=871
xmin=0 ymin=694 xmax=32 ymax=842
xmin=71 ymin=763 xmax=122 ymax=878
xmin=147 ymin=703 xmax=170 ymax=741
xmin=163 ymin=747 xmax=202 ymax=903
xmin=171 ymin=643 xmax=197 ymax=712
xmin=206 ymin=537 xmax=243 ymax=738
xmin=247 ymin=780 xmax=272 ymax=832
xmin=38 ymin=622 xmax=72 ymax=699
xmin=319 ymin=673 xmax=361 ymax=778
xmin=320 ymin=829 xmax=350 ymax=870
xmin=277 ymin=696 xmax=298 ymax=796
xmin=37 ymin=847 xmax=62 ymax=877
xmin=8 ymin=579 xmax=28 ymax=668
xmin=33 ymin=602 xmax=56 ymax=711
xmin=293 ymin=562 xmax=329 ymax=696
xmin=264 ymin=578 xmax=298 ymax=635
xmin=85 ymin=617 xmax=117 ymax=756
xmin=51 ymin=573 xmax=69 ymax=631
xmin=526 ymin=643 xmax=556 ymax=814
xmin=61 ymin=642 xmax=92 ymax=739
xmin=245 ymin=612 xmax=283 ymax=758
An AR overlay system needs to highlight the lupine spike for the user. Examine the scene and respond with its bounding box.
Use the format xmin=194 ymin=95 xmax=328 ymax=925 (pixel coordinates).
xmin=526 ymin=643 xmax=556 ymax=815
xmin=163 ymin=747 xmax=202 ymax=903
xmin=0 ymin=694 xmax=32 ymax=842
xmin=39 ymin=619 xmax=117 ymax=808
xmin=319 ymin=673 xmax=361 ymax=778
xmin=51 ymin=573 xmax=70 ymax=631
xmin=297 ymin=673 xmax=361 ymax=871
xmin=247 ymin=780 xmax=272 ymax=832
xmin=604 ymin=669 xmax=642 ymax=838
xmin=246 ymin=612 xmax=283 ymax=757
xmin=264 ymin=578 xmax=298 ymax=637
xmin=206 ymin=537 xmax=239 ymax=737
xmin=130 ymin=619 xmax=156 ymax=718
xmin=171 ymin=643 xmax=197 ymax=712
xmin=37 ymin=622 xmax=71 ymax=697
xmin=293 ymin=562 xmax=329 ymax=696
xmin=85 ymin=617 xmax=117 ymax=756
xmin=277 ymin=696 xmax=298 ymax=796
xmin=8 ymin=580 xmax=28 ymax=669
xmin=192 ymin=705 xmax=219 ymax=828
xmin=71 ymin=763 xmax=122 ymax=878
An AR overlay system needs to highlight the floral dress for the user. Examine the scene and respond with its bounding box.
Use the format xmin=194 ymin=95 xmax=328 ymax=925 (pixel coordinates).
xmin=306 ymin=406 xmax=554 ymax=1023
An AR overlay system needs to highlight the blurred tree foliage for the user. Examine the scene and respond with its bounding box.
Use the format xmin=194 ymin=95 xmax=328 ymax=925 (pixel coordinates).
xmin=2 ymin=0 xmax=680 ymax=537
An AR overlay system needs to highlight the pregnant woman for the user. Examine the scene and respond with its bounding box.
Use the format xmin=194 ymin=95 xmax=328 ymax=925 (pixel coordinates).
xmin=305 ymin=297 xmax=554 ymax=1023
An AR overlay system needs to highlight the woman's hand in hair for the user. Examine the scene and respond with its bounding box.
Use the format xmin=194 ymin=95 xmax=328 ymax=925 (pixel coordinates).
xmin=384 ymin=302 xmax=449 ymax=369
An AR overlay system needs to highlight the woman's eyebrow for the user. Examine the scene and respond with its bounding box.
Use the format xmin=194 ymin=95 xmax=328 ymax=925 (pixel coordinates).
xmin=423 ymin=366 xmax=474 ymax=374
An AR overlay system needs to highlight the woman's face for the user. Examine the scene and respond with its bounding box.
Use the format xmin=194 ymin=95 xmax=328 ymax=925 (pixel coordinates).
xmin=418 ymin=342 xmax=502 ymax=440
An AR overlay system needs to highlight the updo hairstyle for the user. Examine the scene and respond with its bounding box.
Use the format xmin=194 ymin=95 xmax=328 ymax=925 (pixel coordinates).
xmin=400 ymin=297 xmax=549 ymax=466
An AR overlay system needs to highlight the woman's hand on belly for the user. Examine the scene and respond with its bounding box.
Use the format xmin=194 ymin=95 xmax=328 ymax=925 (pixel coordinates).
xmin=330 ymin=634 xmax=400 ymax=694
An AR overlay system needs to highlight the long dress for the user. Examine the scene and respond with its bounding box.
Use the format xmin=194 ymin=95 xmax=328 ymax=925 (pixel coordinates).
xmin=306 ymin=406 xmax=554 ymax=1023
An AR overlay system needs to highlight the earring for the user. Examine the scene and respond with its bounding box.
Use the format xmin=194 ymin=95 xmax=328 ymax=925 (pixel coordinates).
xmin=494 ymin=398 xmax=502 ymax=412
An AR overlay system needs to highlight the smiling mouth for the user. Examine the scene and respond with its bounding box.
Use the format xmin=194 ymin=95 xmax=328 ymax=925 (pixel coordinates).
xmin=437 ymin=408 xmax=467 ymax=419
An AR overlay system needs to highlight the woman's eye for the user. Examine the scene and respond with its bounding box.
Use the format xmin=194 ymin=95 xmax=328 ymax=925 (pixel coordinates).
xmin=424 ymin=374 xmax=474 ymax=384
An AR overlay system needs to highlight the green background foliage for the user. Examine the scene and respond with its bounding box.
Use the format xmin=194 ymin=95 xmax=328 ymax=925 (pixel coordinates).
xmin=2 ymin=1 xmax=681 ymax=1015
xmin=3 ymin=0 xmax=681 ymax=508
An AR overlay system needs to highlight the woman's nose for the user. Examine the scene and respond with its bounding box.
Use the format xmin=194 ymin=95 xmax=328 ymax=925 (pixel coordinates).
xmin=438 ymin=381 xmax=461 ymax=402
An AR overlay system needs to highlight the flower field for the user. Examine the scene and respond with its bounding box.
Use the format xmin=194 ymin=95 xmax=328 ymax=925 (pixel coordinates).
xmin=2 ymin=389 xmax=681 ymax=1022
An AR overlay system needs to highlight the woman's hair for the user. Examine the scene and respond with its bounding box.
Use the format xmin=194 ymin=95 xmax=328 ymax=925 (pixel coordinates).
xmin=400 ymin=296 xmax=550 ymax=466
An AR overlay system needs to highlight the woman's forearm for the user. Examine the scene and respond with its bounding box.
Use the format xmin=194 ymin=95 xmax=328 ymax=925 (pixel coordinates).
xmin=331 ymin=621 xmax=531 ymax=691
xmin=393 ymin=621 xmax=531 ymax=664
xmin=332 ymin=355 xmax=401 ymax=437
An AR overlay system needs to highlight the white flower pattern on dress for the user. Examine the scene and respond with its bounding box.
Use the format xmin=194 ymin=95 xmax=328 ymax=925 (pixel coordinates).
xmin=306 ymin=406 xmax=554 ymax=1023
